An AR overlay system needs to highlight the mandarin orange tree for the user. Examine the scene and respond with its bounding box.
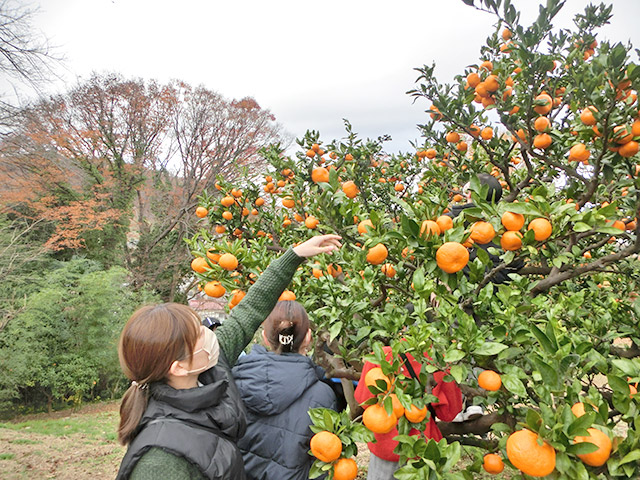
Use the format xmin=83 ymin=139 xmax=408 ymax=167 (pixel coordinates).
xmin=187 ymin=0 xmax=640 ymax=477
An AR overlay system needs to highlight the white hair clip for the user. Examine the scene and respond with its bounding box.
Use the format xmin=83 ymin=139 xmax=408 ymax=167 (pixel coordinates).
xmin=279 ymin=334 xmax=294 ymax=345
xmin=131 ymin=380 xmax=148 ymax=390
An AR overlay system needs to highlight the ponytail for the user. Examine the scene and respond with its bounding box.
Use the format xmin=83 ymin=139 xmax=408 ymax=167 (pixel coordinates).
xmin=118 ymin=383 xmax=150 ymax=445
xmin=264 ymin=301 xmax=310 ymax=354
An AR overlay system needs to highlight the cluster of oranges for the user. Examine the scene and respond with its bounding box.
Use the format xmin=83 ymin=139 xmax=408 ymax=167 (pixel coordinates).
xmin=309 ymin=431 xmax=358 ymax=480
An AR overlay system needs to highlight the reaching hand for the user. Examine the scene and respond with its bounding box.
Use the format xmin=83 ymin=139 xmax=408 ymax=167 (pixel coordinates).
xmin=292 ymin=234 xmax=342 ymax=258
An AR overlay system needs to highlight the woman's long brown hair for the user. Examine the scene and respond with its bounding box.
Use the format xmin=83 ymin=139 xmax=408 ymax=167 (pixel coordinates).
xmin=117 ymin=303 xmax=200 ymax=445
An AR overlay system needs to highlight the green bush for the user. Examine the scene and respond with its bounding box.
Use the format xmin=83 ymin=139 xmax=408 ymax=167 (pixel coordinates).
xmin=0 ymin=257 xmax=159 ymax=417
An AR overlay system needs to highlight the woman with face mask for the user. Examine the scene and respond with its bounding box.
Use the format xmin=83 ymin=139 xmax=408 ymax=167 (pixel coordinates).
xmin=115 ymin=234 xmax=342 ymax=480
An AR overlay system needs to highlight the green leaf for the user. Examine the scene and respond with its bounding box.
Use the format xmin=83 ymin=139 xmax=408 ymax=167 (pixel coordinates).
xmin=530 ymin=324 xmax=554 ymax=354
xmin=619 ymin=449 xmax=640 ymax=466
xmin=502 ymin=373 xmax=527 ymax=396
xmin=573 ymin=222 xmax=591 ymax=232
xmin=473 ymin=342 xmax=508 ymax=356
xmin=444 ymin=349 xmax=465 ymax=363
xmin=567 ymin=441 xmax=599 ymax=455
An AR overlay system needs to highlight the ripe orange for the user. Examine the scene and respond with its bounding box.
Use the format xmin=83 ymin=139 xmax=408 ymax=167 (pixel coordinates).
xmin=255 ymin=197 xmax=265 ymax=207
xmin=436 ymin=242 xmax=469 ymax=274
xmin=231 ymin=188 xmax=242 ymax=198
xmin=394 ymin=183 xmax=405 ymax=192
xmin=478 ymin=370 xmax=502 ymax=391
xmin=456 ymin=141 xmax=468 ymax=152
xmin=204 ymin=281 xmax=226 ymax=298
xmin=453 ymin=193 xmax=464 ymax=203
xmin=404 ymin=404 xmax=428 ymax=423
xmin=580 ymin=106 xmax=598 ymax=125
xmin=533 ymin=93 xmax=553 ymax=115
xmin=534 ymin=116 xmax=551 ymax=132
xmin=470 ymin=221 xmax=496 ymax=244
xmin=306 ymin=149 xmax=316 ymax=158
xmin=466 ymin=72 xmax=481 ymax=88
xmin=222 ymin=211 xmax=233 ymax=221
xmin=327 ymin=263 xmax=343 ymax=278
xmin=206 ymin=250 xmax=221 ymax=263
xmin=362 ymin=403 xmax=397 ymax=434
xmin=425 ymin=148 xmax=437 ymax=159
xmin=311 ymin=167 xmax=330 ymax=183
xmin=446 ymin=131 xmax=460 ymax=143
xmin=364 ymin=367 xmax=391 ymax=393
xmin=574 ymin=428 xmax=612 ymax=467
xmin=613 ymin=125 xmax=633 ymax=144
xmin=278 ymin=290 xmax=296 ymax=301
xmin=501 ymin=211 xmax=525 ymax=231
xmin=506 ymin=429 xmax=556 ymax=477
xmin=230 ymin=289 xmax=246 ymax=306
xmin=342 ymin=181 xmax=358 ymax=199
xmin=528 ymin=218 xmax=553 ymax=241
xmin=221 ymin=196 xmax=235 ymax=207
xmin=569 ymin=143 xmax=590 ymax=162
xmin=381 ymin=263 xmax=396 ymax=278
xmin=483 ymin=453 xmax=504 ymax=474
xmin=480 ymin=60 xmax=493 ymax=71
xmin=282 ymin=197 xmax=295 ymax=208
xmin=619 ymin=140 xmax=639 ymax=158
xmin=502 ymin=28 xmax=512 ymax=40
xmin=358 ymin=219 xmax=374 ymax=235
xmin=366 ymin=244 xmax=388 ymax=265
xmin=420 ymin=219 xmax=441 ymax=238
xmin=310 ymin=431 xmax=342 ymax=463
xmin=333 ymin=457 xmax=358 ymax=480
xmin=501 ymin=231 xmax=523 ymax=251
xmin=481 ymin=127 xmax=494 ymax=140
xmin=436 ymin=215 xmax=454 ymax=232
xmin=571 ymin=402 xmax=593 ymax=418
xmin=390 ymin=394 xmax=405 ymax=419
xmin=612 ymin=220 xmax=625 ymax=231
xmin=195 ymin=206 xmax=208 ymax=218
xmin=345 ymin=153 xmax=354 ymax=161
xmin=215 ymin=225 xmax=226 ymax=234
xmin=533 ymin=133 xmax=552 ymax=149
xmin=218 ymin=253 xmax=238 ymax=271
xmin=191 ymin=257 xmax=210 ymax=273
xmin=305 ymin=216 xmax=319 ymax=229
xmin=312 ymin=266 xmax=324 ymax=279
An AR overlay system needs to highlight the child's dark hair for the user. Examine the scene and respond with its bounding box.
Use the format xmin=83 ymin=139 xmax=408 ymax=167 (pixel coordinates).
xmin=263 ymin=300 xmax=310 ymax=354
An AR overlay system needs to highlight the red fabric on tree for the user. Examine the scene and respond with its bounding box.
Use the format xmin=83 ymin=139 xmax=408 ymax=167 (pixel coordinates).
xmin=354 ymin=346 xmax=462 ymax=462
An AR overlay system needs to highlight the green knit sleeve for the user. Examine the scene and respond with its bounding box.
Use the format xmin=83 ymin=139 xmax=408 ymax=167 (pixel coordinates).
xmin=129 ymin=447 xmax=204 ymax=480
xmin=215 ymin=248 xmax=304 ymax=365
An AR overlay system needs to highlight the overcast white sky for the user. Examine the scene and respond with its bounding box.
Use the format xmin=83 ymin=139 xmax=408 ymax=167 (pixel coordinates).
xmin=22 ymin=0 xmax=640 ymax=154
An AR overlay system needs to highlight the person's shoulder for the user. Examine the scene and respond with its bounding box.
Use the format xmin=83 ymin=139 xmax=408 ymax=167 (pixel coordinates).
xmin=130 ymin=447 xmax=203 ymax=480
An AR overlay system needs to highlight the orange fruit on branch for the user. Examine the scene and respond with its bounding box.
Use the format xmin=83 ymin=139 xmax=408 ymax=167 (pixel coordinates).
xmin=357 ymin=219 xmax=374 ymax=235
xmin=534 ymin=116 xmax=551 ymax=132
xmin=221 ymin=196 xmax=235 ymax=207
xmin=533 ymin=93 xmax=553 ymax=115
xmin=436 ymin=215 xmax=453 ymax=232
xmin=333 ymin=457 xmax=358 ymax=480
xmin=533 ymin=133 xmax=552 ymax=149
xmin=218 ymin=253 xmax=239 ymax=271
xmin=311 ymin=167 xmax=329 ymax=183
xmin=445 ymin=131 xmax=460 ymax=143
xmin=366 ymin=243 xmax=388 ymax=265
xmin=404 ymin=404 xmax=428 ymax=423
xmin=506 ymin=429 xmax=556 ymax=477
xmin=279 ymin=290 xmax=296 ymax=301
xmin=230 ymin=289 xmax=246 ymax=306
xmin=580 ymin=106 xmax=598 ymax=126
xmin=191 ymin=257 xmax=210 ymax=273
xmin=470 ymin=221 xmax=496 ymax=244
xmin=619 ymin=140 xmax=639 ymax=158
xmin=222 ymin=211 xmax=233 ymax=221
xmin=362 ymin=403 xmax=397 ymax=434
xmin=381 ymin=263 xmax=396 ymax=278
xmin=305 ymin=216 xmax=319 ymax=229
xmin=364 ymin=367 xmax=391 ymax=393
xmin=390 ymin=393 xmax=404 ymax=419
xmin=528 ymin=218 xmax=553 ymax=241
xmin=327 ymin=263 xmax=342 ymax=278
xmin=436 ymin=242 xmax=469 ymax=274
xmin=204 ymin=281 xmax=226 ymax=298
xmin=420 ymin=219 xmax=441 ymax=238
xmin=574 ymin=428 xmax=612 ymax=467
xmin=483 ymin=453 xmax=504 ymax=474
xmin=478 ymin=370 xmax=502 ymax=391
xmin=569 ymin=143 xmax=590 ymax=162
xmin=501 ymin=211 xmax=525 ymax=231
xmin=282 ymin=197 xmax=295 ymax=208
xmin=195 ymin=206 xmax=208 ymax=218
xmin=501 ymin=231 xmax=523 ymax=251
xmin=342 ymin=180 xmax=358 ymax=199
xmin=310 ymin=431 xmax=342 ymax=463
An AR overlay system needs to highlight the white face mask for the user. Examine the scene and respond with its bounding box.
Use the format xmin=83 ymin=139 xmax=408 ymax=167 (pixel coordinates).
xmin=183 ymin=327 xmax=220 ymax=375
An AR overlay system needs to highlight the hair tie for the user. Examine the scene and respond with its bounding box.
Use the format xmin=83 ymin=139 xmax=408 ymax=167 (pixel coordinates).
xmin=131 ymin=380 xmax=148 ymax=390
xmin=279 ymin=334 xmax=294 ymax=345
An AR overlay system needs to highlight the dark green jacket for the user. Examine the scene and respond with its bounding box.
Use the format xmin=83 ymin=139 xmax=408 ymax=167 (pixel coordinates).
xmin=118 ymin=248 xmax=305 ymax=480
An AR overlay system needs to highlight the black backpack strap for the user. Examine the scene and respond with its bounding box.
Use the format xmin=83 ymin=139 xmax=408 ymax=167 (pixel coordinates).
xmin=399 ymin=353 xmax=437 ymax=420
xmin=146 ymin=417 xmax=234 ymax=444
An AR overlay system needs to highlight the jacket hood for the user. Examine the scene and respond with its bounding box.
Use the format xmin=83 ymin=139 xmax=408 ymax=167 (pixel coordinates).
xmin=232 ymin=344 xmax=325 ymax=416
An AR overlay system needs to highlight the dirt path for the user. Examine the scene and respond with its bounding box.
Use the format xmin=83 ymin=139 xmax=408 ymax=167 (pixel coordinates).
xmin=0 ymin=401 xmax=126 ymax=479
